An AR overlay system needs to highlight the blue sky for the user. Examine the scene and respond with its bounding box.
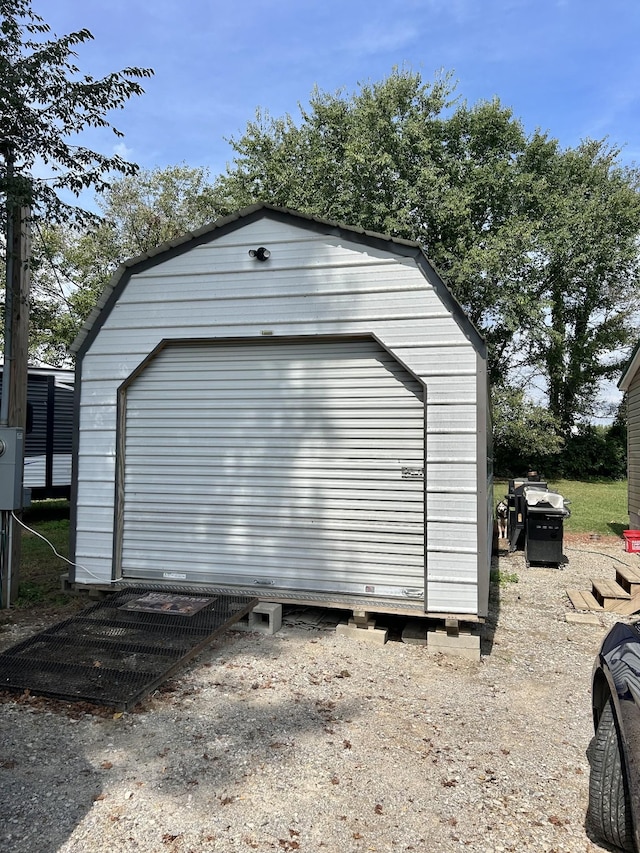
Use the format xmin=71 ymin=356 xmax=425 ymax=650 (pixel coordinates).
xmin=40 ymin=0 xmax=640 ymax=181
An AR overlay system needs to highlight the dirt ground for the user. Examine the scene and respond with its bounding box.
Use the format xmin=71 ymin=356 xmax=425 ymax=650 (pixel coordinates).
xmin=0 ymin=537 xmax=636 ymax=852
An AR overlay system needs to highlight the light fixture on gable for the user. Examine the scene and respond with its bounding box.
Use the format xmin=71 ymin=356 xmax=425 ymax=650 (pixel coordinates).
xmin=248 ymin=246 xmax=271 ymax=261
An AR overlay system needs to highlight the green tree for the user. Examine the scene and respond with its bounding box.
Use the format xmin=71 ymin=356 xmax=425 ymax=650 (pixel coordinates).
xmin=211 ymin=68 xmax=640 ymax=450
xmin=30 ymin=164 xmax=221 ymax=362
xmin=522 ymin=140 xmax=640 ymax=436
xmin=0 ymin=0 xmax=153 ymax=228
xmin=24 ymin=63 xmax=640 ymax=473
xmin=213 ymin=70 xmax=545 ymax=367
xmin=91 ymin=163 xmax=221 ymax=259
xmin=0 ymin=0 xmax=153 ymax=363
xmin=491 ymin=385 xmax=564 ymax=477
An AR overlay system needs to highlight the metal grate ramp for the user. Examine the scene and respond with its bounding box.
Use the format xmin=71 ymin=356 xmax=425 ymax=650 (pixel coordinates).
xmin=0 ymin=588 xmax=257 ymax=710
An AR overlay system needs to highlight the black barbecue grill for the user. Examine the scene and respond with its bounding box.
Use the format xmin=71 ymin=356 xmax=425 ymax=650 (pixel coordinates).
xmin=506 ymin=476 xmax=570 ymax=567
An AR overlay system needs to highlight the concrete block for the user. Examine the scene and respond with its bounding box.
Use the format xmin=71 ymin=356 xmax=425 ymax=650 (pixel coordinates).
xmin=336 ymin=620 xmax=388 ymax=646
xmin=401 ymin=619 xmax=428 ymax=646
xmin=427 ymin=628 xmax=481 ymax=661
xmin=234 ymin=601 xmax=282 ymax=635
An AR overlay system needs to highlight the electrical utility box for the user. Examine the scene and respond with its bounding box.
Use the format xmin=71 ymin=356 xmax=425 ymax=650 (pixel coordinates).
xmin=0 ymin=427 xmax=24 ymax=510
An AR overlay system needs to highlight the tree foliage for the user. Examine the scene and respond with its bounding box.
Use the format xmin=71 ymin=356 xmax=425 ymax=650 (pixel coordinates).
xmin=91 ymin=163 xmax=221 ymax=258
xmin=30 ymin=164 xmax=221 ymax=363
xmin=212 ymin=70 xmax=548 ymax=372
xmin=491 ymin=385 xmax=565 ymax=477
xmin=211 ymin=68 xmax=640 ymax=445
xmin=19 ymin=64 xmax=640 ymax=476
xmin=0 ymin=0 xmax=153 ymax=227
xmin=521 ymin=141 xmax=640 ymax=435
xmin=559 ymin=422 xmax=627 ymax=481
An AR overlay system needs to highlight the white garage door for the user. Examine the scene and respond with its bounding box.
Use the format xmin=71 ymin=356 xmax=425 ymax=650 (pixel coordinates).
xmin=120 ymin=339 xmax=426 ymax=600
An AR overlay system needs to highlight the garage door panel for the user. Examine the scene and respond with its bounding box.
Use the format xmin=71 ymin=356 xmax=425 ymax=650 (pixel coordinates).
xmin=123 ymin=477 xmax=424 ymax=502
xmin=121 ymin=340 xmax=425 ymax=599
xmin=126 ymin=562 xmax=425 ymax=595
xmin=124 ymin=496 xmax=423 ymax=523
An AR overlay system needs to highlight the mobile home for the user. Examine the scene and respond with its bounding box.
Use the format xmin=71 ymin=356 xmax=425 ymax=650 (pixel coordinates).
xmin=0 ymin=366 xmax=74 ymax=500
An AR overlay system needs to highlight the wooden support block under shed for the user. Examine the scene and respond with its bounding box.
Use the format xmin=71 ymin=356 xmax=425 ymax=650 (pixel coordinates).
xmin=352 ymin=610 xmax=371 ymax=627
xmin=444 ymin=618 xmax=460 ymax=637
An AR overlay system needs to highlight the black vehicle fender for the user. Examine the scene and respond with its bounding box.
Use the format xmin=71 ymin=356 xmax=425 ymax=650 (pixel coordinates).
xmin=592 ymin=621 xmax=640 ymax=851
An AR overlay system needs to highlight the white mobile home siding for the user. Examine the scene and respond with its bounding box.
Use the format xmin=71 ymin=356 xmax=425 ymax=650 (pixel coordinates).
xmin=72 ymin=209 xmax=488 ymax=616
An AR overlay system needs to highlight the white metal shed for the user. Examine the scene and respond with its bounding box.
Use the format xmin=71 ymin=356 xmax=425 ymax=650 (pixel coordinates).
xmin=70 ymin=205 xmax=492 ymax=620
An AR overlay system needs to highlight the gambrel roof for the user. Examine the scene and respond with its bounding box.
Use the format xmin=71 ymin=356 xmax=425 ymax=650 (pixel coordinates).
xmin=71 ymin=203 xmax=485 ymax=359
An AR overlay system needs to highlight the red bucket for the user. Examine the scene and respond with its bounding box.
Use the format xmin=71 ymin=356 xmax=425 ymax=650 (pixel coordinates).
xmin=623 ymin=530 xmax=640 ymax=553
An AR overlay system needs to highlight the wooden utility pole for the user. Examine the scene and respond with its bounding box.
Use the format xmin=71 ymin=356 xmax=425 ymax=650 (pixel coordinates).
xmin=0 ymin=201 xmax=31 ymax=607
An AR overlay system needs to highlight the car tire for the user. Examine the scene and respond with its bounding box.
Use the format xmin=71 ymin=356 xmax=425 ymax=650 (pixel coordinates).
xmin=588 ymin=697 xmax=635 ymax=851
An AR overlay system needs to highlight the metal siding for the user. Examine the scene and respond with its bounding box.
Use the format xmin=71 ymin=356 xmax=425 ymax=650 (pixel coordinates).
xmin=476 ymin=351 xmax=492 ymax=618
xmin=109 ymin=292 xmax=449 ymax=330
xmin=51 ymin=456 xmax=72 ymax=487
xmin=76 ymin=479 xmax=115 ymax=504
xmin=426 ymin=492 xmax=477 ymax=522
xmin=424 ymin=376 xmax=477 ymax=402
xmin=628 ymin=373 xmax=640 ymax=517
xmin=427 ymin=582 xmax=479 ymax=613
xmin=426 ymin=432 xmax=476 ymax=461
xmin=0 ymin=369 xmax=73 ymax=494
xmin=52 ymin=377 xmax=74 ymax=453
xmin=74 ymin=218 xmax=483 ymax=615
xmin=428 ymin=404 xmax=477 ymax=431
xmin=427 ymin=462 xmax=478 ymax=492
xmin=84 ymin=318 xmax=468 ymax=359
xmin=22 ymin=377 xmax=48 ymax=489
xmin=427 ymin=521 xmax=476 ymax=551
xmin=127 ymin=267 xmax=428 ymax=300
xmin=120 ymin=340 xmax=425 ymax=599
xmin=425 ymin=551 xmax=479 ymax=614
xmin=390 ymin=347 xmax=478 ymax=374
xmin=125 ymin=227 xmax=410 ymax=277
xmin=24 ymin=377 xmax=49 ymax=455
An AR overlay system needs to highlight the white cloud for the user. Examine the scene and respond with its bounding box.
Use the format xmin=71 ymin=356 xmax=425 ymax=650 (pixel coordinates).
xmin=113 ymin=141 xmax=135 ymax=161
xmin=342 ymin=21 xmax=420 ymax=57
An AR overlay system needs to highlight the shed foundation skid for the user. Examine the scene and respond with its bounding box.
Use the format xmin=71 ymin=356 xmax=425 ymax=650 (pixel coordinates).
xmin=75 ymin=580 xmax=483 ymax=658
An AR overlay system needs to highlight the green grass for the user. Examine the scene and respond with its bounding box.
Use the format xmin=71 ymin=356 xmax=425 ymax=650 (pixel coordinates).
xmin=494 ymin=478 xmax=628 ymax=537
xmin=490 ymin=567 xmax=519 ymax=586
xmin=13 ymin=500 xmax=74 ymax=608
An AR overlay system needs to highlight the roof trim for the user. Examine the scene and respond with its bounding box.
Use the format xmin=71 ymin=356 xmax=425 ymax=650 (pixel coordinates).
xmin=620 ymin=338 xmax=640 ymax=391
xmin=71 ymin=203 xmax=486 ymax=359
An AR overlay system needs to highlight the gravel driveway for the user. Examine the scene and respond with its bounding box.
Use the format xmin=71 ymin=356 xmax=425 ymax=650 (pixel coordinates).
xmin=0 ymin=539 xmax=634 ymax=853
